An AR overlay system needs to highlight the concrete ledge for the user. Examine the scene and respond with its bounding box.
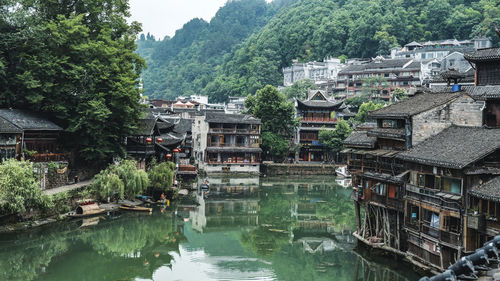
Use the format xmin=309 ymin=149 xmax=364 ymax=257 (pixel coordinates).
xmin=261 ymin=163 xmax=338 ymax=176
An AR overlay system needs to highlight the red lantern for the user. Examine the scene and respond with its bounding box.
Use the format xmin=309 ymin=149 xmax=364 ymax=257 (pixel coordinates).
xmin=173 ymin=148 xmax=179 ymax=153
xmin=156 ymin=138 xmax=163 ymax=143
xmin=166 ymin=154 xmax=172 ymax=159
xmin=145 ymin=137 xmax=152 ymax=143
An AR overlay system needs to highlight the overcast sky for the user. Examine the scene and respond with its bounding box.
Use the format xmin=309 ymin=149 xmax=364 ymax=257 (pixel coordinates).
xmin=128 ymin=0 xmax=228 ymax=40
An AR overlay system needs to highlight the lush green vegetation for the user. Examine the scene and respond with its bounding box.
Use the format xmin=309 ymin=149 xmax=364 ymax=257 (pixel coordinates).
xmin=0 ymin=0 xmax=145 ymax=164
xmin=354 ymin=101 xmax=385 ymax=124
xmin=91 ymin=159 xmax=149 ymax=201
xmin=245 ymin=85 xmax=299 ymax=161
xmin=318 ymin=119 xmax=353 ymax=160
xmin=281 ymin=78 xmax=318 ymax=99
xmin=139 ymin=0 xmax=499 ymax=102
xmin=0 ymin=159 xmax=52 ymax=215
xmin=147 ymin=159 xmax=176 ymax=193
xmin=137 ymin=0 xmax=299 ymax=100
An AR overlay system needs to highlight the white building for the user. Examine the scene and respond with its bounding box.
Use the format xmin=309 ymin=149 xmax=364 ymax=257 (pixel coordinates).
xmin=193 ymin=112 xmax=261 ymax=174
xmin=283 ymin=57 xmax=343 ymax=86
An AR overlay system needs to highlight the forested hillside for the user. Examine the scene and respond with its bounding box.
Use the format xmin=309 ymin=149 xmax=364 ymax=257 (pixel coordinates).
xmin=139 ymin=0 xmax=500 ymax=102
xmin=137 ymin=0 xmax=299 ymax=99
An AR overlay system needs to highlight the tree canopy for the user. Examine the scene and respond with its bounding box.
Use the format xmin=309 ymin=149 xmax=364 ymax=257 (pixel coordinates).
xmin=0 ymin=0 xmax=145 ymax=164
xmin=245 ymin=85 xmax=299 ymax=161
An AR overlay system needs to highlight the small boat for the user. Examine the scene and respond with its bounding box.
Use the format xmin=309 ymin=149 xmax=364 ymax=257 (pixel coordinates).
xmin=335 ymin=165 xmax=351 ymax=178
xmin=119 ymin=204 xmax=152 ymax=213
xmin=68 ymin=203 xmax=106 ymax=218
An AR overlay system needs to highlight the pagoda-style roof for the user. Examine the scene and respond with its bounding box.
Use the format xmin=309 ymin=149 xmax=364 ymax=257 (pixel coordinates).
xmin=0 ymin=117 xmax=22 ymax=133
xmin=469 ymin=177 xmax=500 ymax=203
xmin=464 ymin=47 xmax=500 ymax=62
xmin=397 ymin=126 xmax=500 ymax=169
xmin=296 ymin=99 xmax=344 ymax=109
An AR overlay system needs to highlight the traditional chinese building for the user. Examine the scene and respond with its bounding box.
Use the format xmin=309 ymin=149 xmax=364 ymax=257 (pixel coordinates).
xmin=193 ymin=112 xmax=261 ymax=174
xmin=295 ymin=90 xmax=351 ymax=162
xmin=0 ymin=109 xmax=67 ymax=162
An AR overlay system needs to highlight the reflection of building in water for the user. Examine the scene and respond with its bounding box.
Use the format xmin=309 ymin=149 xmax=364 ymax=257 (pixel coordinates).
xmin=292 ymin=183 xmax=336 ymax=234
xmin=335 ymin=178 xmax=352 ymax=188
xmin=190 ymin=184 xmax=260 ymax=233
xmin=198 ymin=175 xmax=260 ymax=187
xmin=296 ymin=237 xmax=338 ymax=254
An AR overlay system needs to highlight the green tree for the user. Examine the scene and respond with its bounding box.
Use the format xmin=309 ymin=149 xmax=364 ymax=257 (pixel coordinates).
xmin=282 ymin=78 xmax=317 ymax=99
xmin=0 ymin=159 xmax=52 ymax=214
xmin=91 ymin=159 xmax=149 ymax=201
xmin=0 ymin=0 xmax=145 ymax=164
xmin=355 ymin=101 xmax=385 ymax=123
xmin=318 ymin=119 xmax=353 ymax=160
xmin=391 ymin=88 xmax=408 ymax=102
xmin=147 ymin=160 xmax=176 ymax=193
xmin=245 ymin=85 xmax=299 ymax=161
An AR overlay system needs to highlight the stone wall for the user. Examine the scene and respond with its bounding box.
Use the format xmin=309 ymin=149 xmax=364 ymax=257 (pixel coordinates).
xmin=412 ymin=94 xmax=483 ymax=146
xmin=201 ymin=163 xmax=260 ymax=175
xmin=34 ymin=162 xmax=69 ymax=190
xmin=262 ymin=163 xmax=337 ymax=176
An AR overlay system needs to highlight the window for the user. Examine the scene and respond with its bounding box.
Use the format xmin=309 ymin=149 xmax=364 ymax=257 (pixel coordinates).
xmin=417 ymin=174 xmax=426 ymax=187
xmin=382 ymin=119 xmax=398 ymax=128
xmin=443 ymin=177 xmax=461 ymax=195
xmin=375 ymin=183 xmax=386 ymax=196
xmin=421 ymin=53 xmax=426 ymax=59
xmin=388 ymin=185 xmax=397 ymax=198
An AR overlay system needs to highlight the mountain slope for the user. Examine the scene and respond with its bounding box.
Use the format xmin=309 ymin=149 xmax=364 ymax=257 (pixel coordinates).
xmin=139 ymin=0 xmax=499 ymax=101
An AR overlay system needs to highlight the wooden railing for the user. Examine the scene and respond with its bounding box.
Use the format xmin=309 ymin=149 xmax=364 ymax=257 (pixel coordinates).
xmin=30 ymin=152 xmax=71 ymax=162
xmin=301 ymin=117 xmax=338 ymax=123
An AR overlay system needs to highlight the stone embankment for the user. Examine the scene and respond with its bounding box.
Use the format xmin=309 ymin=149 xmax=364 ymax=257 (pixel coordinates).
xmin=261 ymin=163 xmax=338 ymax=176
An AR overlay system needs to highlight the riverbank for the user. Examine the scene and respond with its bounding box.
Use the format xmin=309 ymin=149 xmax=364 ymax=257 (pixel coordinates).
xmin=261 ymin=162 xmax=338 ymax=176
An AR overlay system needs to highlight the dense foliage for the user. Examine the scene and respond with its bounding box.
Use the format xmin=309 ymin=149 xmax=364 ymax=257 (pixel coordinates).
xmin=137 ymin=0 xmax=299 ymax=100
xmin=355 ymin=101 xmax=385 ymax=124
xmin=147 ymin=159 xmax=176 ymax=193
xmin=139 ymin=0 xmax=499 ymax=102
xmin=0 ymin=0 xmax=145 ymax=164
xmin=318 ymin=119 xmax=353 ymax=160
xmin=91 ymin=160 xmax=149 ymax=201
xmin=0 ymin=159 xmax=52 ymax=215
xmin=245 ymin=85 xmax=299 ymax=161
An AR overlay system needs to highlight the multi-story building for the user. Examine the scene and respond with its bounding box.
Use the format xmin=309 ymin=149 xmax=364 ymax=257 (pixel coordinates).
xmin=193 ymin=112 xmax=261 ymax=174
xmin=347 ymin=30 xmax=500 ymax=272
xmin=225 ymin=96 xmax=247 ymax=114
xmin=335 ymin=57 xmax=421 ymax=97
xmin=295 ymin=90 xmax=351 ymax=162
xmin=283 ymin=57 xmax=343 ymax=87
xmin=391 ymin=37 xmax=492 ymax=61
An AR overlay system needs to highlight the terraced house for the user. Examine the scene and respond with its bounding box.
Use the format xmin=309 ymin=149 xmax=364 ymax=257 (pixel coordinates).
xmin=346 ymin=30 xmax=500 ymax=272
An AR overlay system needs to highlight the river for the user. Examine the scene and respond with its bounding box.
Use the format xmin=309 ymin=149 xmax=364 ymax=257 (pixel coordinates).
xmin=0 ymin=176 xmax=420 ymax=281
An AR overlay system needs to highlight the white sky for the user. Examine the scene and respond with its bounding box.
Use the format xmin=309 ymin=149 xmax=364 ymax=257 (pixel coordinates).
xmin=128 ymin=0 xmax=228 ymax=40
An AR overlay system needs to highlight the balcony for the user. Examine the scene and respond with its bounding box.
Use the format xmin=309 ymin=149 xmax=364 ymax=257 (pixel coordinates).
xmin=207 ymin=142 xmax=255 ymax=148
xmin=409 ymin=222 xmax=461 ymax=247
xmin=301 ymin=117 xmax=338 ymax=123
xmin=467 ymin=213 xmax=486 ymax=231
xmin=405 ymin=184 xmax=462 ymax=212
xmin=29 ymin=152 xmax=71 ymax=162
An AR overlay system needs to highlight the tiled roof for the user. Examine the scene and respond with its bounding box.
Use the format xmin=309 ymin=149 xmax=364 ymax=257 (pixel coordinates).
xmin=297 ymin=99 xmax=344 ymax=109
xmin=367 ymin=128 xmax=406 ymax=139
xmin=339 ymin=59 xmax=414 ymax=74
xmin=0 ymin=117 xmax=22 ymax=133
xmin=429 ymin=85 xmax=500 ymax=100
xmin=205 ymin=112 xmax=261 ymax=124
xmin=0 ymin=109 xmax=62 ymax=131
xmin=134 ymin=118 xmax=156 ymax=136
xmin=369 ymin=91 xmax=461 ymax=118
xmin=343 ymin=131 xmax=377 ymax=148
xmin=397 ymin=126 xmax=500 ymax=169
xmin=464 ymin=48 xmax=500 ymax=62
xmin=469 ymin=177 xmax=500 ymax=202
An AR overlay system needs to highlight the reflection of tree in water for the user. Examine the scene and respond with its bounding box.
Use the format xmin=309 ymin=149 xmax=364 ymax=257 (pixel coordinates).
xmin=0 ymin=223 xmax=75 ymax=281
xmin=314 ymin=188 xmax=356 ymax=232
xmin=0 ymin=212 xmax=186 ymax=281
xmin=272 ymin=244 xmax=416 ymax=281
xmin=240 ymin=186 xmax=296 ymax=257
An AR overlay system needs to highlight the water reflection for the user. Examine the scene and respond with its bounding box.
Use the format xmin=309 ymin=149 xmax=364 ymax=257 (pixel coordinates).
xmin=0 ymin=176 xmax=420 ymax=281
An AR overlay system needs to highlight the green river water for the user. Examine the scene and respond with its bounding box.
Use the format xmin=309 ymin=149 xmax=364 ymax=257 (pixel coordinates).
xmin=0 ymin=176 xmax=420 ymax=281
